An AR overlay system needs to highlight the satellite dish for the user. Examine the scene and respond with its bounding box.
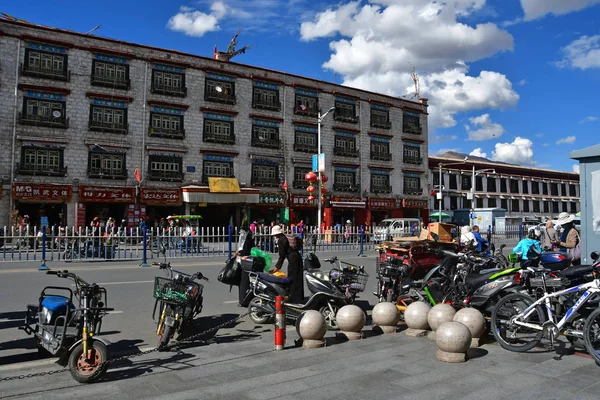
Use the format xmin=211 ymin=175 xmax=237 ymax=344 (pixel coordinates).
xmin=52 ymin=110 xmax=62 ymax=118
xmin=298 ymin=104 xmax=307 ymax=111
xmin=215 ymin=86 xmax=223 ymax=93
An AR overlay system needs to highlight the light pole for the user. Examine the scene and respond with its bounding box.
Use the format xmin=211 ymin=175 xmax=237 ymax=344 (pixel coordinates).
xmin=317 ymin=107 xmax=335 ymax=234
xmin=470 ymin=166 xmax=495 ymax=227
xmin=437 ymin=158 xmax=468 ymax=222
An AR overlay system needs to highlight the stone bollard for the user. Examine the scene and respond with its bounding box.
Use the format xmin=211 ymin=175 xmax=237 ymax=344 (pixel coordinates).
xmin=427 ymin=303 xmax=456 ymax=341
xmin=404 ymin=301 xmax=431 ymax=337
xmin=296 ymin=310 xmax=327 ymax=348
xmin=453 ymin=308 xmax=486 ymax=348
xmin=336 ymin=305 xmax=366 ymax=340
xmin=372 ymin=302 xmax=400 ymax=334
xmin=435 ymin=321 xmax=472 ymax=363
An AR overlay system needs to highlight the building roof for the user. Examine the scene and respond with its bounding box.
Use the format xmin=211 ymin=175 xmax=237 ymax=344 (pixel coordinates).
xmin=570 ymin=144 xmax=600 ymax=160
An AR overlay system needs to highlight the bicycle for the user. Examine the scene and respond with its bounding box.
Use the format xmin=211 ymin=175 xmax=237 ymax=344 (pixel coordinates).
xmin=491 ymin=251 xmax=600 ymax=362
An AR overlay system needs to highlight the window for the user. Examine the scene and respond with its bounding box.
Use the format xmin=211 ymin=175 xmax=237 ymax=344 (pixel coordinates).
xmin=88 ymin=152 xmax=126 ymax=179
xmin=562 ymin=202 xmax=568 ymax=212
xmin=148 ymin=155 xmax=183 ymax=181
xmin=476 ymin=176 xmax=484 ymax=192
xmin=522 ymin=180 xmax=529 ymax=194
xmin=334 ymin=136 xmax=358 ymax=157
xmin=371 ymin=140 xmax=391 ymax=161
xmin=569 ymin=184 xmax=577 ymax=197
xmin=488 ymin=198 xmax=497 ymax=208
xmin=294 ymin=94 xmax=318 ymax=117
xmin=461 ymin=176 xmax=472 ymax=191
xmin=501 ymin=199 xmax=508 ymax=210
xmin=544 ymin=201 xmax=549 ymax=213
xmin=20 ymin=98 xmax=68 ymax=128
xmin=19 ymin=147 xmax=66 ymax=176
xmin=334 ymin=171 xmax=358 ymax=192
xmin=203 ymin=119 xmax=235 ymax=144
xmin=91 ymin=60 xmax=129 ymax=89
xmin=371 ymin=174 xmax=391 ymax=193
xmin=149 ymin=113 xmax=184 ymax=139
xmin=449 ymin=174 xmax=458 ymax=190
xmin=370 ymin=107 xmax=391 ymax=129
xmin=252 ymin=87 xmax=280 ymax=110
xmin=533 ymin=201 xmax=540 ymax=213
xmin=523 ymin=201 xmax=530 ymax=213
xmin=512 ymin=199 xmax=520 ymax=212
xmin=476 ymin=198 xmax=484 ymax=208
xmin=294 ymin=130 xmax=317 ymax=152
xmin=23 ymin=48 xmax=69 ymax=80
xmin=552 ymin=201 xmax=560 ymax=214
xmin=151 ymin=69 xmax=186 ymax=97
xmin=202 ymin=160 xmax=233 ymax=184
xmin=510 ymin=179 xmax=519 ymax=194
xmin=89 ymin=105 xmax=128 ymax=133
xmin=404 ymin=176 xmax=422 ymax=195
xmin=500 ymin=179 xmax=507 ymax=193
xmin=551 ymin=183 xmax=559 ymax=196
xmin=560 ymin=184 xmax=566 ymax=196
xmin=487 ymin=177 xmax=497 ymax=192
xmin=251 ymin=125 xmax=280 ymax=149
xmin=205 ymin=79 xmax=235 ymax=104
xmin=542 ymin=183 xmax=548 ymax=195
xmin=402 ymin=111 xmax=421 ymax=134
xmin=334 ymin=99 xmax=358 ymax=123
xmin=293 ymin=167 xmax=311 ymax=189
xmin=464 ymin=199 xmax=472 ymax=209
xmin=433 ymin=172 xmax=440 ymax=187
xmin=450 ymin=197 xmax=458 ymax=209
xmin=532 ymin=181 xmax=540 ymax=195
xmin=403 ymin=145 xmax=422 ymax=164
xmin=252 ymin=164 xmax=279 ymax=187
xmin=570 ymin=202 xmax=578 ymax=213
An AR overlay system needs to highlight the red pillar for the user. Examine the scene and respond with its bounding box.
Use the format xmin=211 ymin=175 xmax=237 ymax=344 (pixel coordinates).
xmin=355 ymin=208 xmax=370 ymax=227
xmin=391 ymin=209 xmax=404 ymax=218
xmin=323 ymin=207 xmax=333 ymax=227
xmin=420 ymin=208 xmax=430 ymax=224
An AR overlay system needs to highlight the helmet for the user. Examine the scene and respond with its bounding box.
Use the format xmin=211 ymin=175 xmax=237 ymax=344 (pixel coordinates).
xmin=346 ymin=220 xmax=352 ymax=224
xmin=527 ymin=229 xmax=539 ymax=240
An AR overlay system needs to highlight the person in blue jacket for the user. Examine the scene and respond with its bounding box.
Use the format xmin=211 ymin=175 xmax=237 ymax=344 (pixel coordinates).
xmin=472 ymin=225 xmax=488 ymax=253
xmin=512 ymin=229 xmax=543 ymax=265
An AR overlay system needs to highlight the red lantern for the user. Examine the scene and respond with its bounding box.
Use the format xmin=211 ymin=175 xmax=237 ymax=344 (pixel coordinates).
xmin=306 ymin=185 xmax=316 ymax=193
xmin=307 ymin=195 xmax=315 ymax=202
xmin=305 ymin=172 xmax=318 ymax=182
xmin=321 ymin=174 xmax=328 ymax=183
xmin=321 ymin=196 xmax=326 ymax=203
xmin=321 ymin=187 xmax=327 ymax=194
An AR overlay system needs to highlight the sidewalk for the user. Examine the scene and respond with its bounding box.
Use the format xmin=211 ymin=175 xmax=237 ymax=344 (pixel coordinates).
xmin=1 ymin=324 xmax=598 ymax=400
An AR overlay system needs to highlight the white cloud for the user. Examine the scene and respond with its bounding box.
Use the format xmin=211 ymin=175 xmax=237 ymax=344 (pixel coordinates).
xmin=430 ymin=135 xmax=458 ymax=144
xmin=580 ymin=116 xmax=599 ymax=123
xmin=492 ymin=137 xmax=535 ymax=165
xmin=167 ymin=3 xmax=227 ymax=37
xmin=573 ymin=164 xmax=581 ymax=174
xmin=520 ymin=0 xmax=600 ymax=21
xmin=465 ymin=113 xmax=504 ymax=141
xmin=556 ymin=35 xmax=600 ymax=70
xmin=535 ymin=133 xmax=544 ymax=137
xmin=432 ymin=148 xmax=461 ymax=156
xmin=299 ymin=1 xmax=518 ymax=129
xmin=469 ymin=148 xmax=488 ymax=158
xmin=556 ymin=136 xmax=576 ymax=145
xmin=518 ymin=79 xmax=528 ymax=86
xmin=543 ymin=143 xmax=549 ymax=147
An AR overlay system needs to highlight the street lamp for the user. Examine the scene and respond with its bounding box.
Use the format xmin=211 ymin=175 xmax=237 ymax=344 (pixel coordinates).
xmin=317 ymin=107 xmax=335 ymax=234
xmin=437 ymin=157 xmax=468 ymax=222
xmin=470 ymin=166 xmax=496 ymax=227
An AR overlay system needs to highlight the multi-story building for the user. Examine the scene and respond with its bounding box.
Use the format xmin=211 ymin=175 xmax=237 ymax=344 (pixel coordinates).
xmin=0 ymin=19 xmax=430 ymax=229
xmin=429 ymin=152 xmax=580 ymax=223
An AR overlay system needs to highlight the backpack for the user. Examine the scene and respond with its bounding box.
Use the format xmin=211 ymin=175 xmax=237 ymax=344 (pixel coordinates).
xmin=286 ymin=234 xmax=303 ymax=251
xmin=217 ymin=257 xmax=242 ymax=286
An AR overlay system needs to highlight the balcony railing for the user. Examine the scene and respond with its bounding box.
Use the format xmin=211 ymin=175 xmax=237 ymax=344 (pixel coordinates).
xmin=333 ymin=183 xmax=360 ymax=192
xmin=148 ymin=171 xmax=184 ymax=182
xmin=371 ymin=185 xmax=392 ymax=194
xmin=148 ymin=127 xmax=185 ymax=139
xmin=333 ymin=112 xmax=359 ymax=124
xmin=88 ymin=168 xmax=127 ymax=180
xmin=294 ymin=143 xmax=317 ymax=153
xmin=18 ymin=165 xmax=67 ymax=177
xmin=293 ymin=180 xmax=309 ymax=189
xmin=403 ymin=156 xmax=423 ymax=165
xmin=334 ymin=147 xmax=360 ymax=158
xmin=294 ymin=108 xmax=318 ymax=117
xmin=403 ymin=123 xmax=422 ymax=134
xmin=89 ymin=120 xmax=129 ymax=134
xmin=203 ymin=132 xmax=236 ymax=145
xmin=151 ymin=84 xmax=187 ymax=97
xmin=371 ymin=120 xmax=391 ymax=129
xmin=253 ymin=99 xmax=281 ymax=111
xmin=21 ymin=63 xmax=70 ymax=81
xmin=403 ymin=188 xmax=424 ymax=196
xmin=205 ymin=91 xmax=236 ymax=105
xmin=371 ymin=152 xmax=391 ymax=161
xmin=19 ymin=112 xmax=69 ymax=129
xmin=91 ymin=75 xmax=131 ymax=90
xmin=251 ymin=137 xmax=280 ymax=149
xmin=252 ymin=179 xmax=280 ymax=187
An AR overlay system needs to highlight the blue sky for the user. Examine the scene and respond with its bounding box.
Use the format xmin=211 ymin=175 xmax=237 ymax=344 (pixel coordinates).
xmin=4 ymin=0 xmax=600 ymax=173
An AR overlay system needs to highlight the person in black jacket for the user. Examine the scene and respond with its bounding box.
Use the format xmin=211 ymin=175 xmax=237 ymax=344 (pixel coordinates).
xmin=237 ymin=226 xmax=256 ymax=306
xmin=271 ymin=225 xmax=304 ymax=303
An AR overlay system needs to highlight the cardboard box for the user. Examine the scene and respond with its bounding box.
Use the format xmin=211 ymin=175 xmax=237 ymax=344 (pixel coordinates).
xmin=422 ymin=222 xmax=454 ymax=242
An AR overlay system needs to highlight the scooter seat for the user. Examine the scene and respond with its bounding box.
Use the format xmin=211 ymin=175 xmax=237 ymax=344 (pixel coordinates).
xmin=257 ymin=272 xmax=293 ymax=285
xmin=41 ymin=296 xmax=73 ymax=313
xmin=560 ymin=264 xmax=594 ymax=279
xmin=464 ymin=270 xmax=498 ymax=287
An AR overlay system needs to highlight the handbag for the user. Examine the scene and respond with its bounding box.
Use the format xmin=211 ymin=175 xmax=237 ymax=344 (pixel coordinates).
xmin=570 ymin=230 xmax=582 ymax=262
xmin=217 ymin=257 xmax=242 ymax=286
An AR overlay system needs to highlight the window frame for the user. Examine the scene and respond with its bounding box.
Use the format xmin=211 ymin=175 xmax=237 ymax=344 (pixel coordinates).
xmin=203 ymin=119 xmax=235 ymax=144
xmin=522 ymin=180 xmax=529 ymax=194
xmin=151 ymin=69 xmax=187 ymax=97
xmin=147 ymin=155 xmax=184 ymax=182
xmin=403 ymin=176 xmax=422 ymax=195
xmin=19 ymin=146 xmax=66 ymax=177
xmin=511 ymin=199 xmax=520 ymax=212
xmin=23 ymin=48 xmax=69 ymax=81
xmin=293 ymin=130 xmax=317 ymax=153
xmin=251 ymin=124 xmax=280 ymax=149
xmin=449 ymin=174 xmax=458 ymax=190
xmin=87 ymin=151 xmax=127 ymax=179
xmin=20 ymin=97 xmax=68 ymax=128
xmin=205 ymin=78 xmax=236 ymax=104
xmin=370 ymin=174 xmax=391 ymax=193
xmin=251 ymin=163 xmax=280 ymax=187
xmin=202 ymin=159 xmax=234 ymax=184
xmin=89 ymin=104 xmax=128 ymax=134
xmin=370 ymin=140 xmax=391 ymax=161
xmin=333 ymin=171 xmax=358 ymax=192
xmin=252 ymin=87 xmax=280 ymax=111
xmin=149 ymin=112 xmax=185 ymax=139
xmin=370 ymin=107 xmax=391 ymax=129
xmin=294 ymin=94 xmax=318 ymax=117
xmin=532 ymin=181 xmax=540 ymax=195
xmin=510 ymin=179 xmax=519 ymax=194
xmin=333 ymin=135 xmax=359 ymax=157
xmin=293 ymin=167 xmax=311 ymax=189
xmin=402 ymin=111 xmax=422 ymax=134
xmin=333 ymin=100 xmax=358 ymax=123
xmin=90 ymin=59 xmax=130 ymax=90
xmin=403 ymin=145 xmax=422 ymax=165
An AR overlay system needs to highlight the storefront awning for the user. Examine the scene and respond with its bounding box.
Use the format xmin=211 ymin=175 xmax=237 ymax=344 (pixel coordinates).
xmin=331 ymin=201 xmax=366 ymax=209
xmin=183 ymin=192 xmax=259 ymax=204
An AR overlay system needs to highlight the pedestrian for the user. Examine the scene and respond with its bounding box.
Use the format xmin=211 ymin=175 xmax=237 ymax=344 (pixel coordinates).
xmin=472 ymin=225 xmax=489 ymax=253
xmin=553 ymin=212 xmax=580 ymax=265
xmin=460 ymin=226 xmax=477 ymax=249
xmin=271 ymin=225 xmax=304 ymax=303
xmin=237 ymin=224 xmax=256 ymax=307
xmin=541 ymin=220 xmax=559 ymax=251
xmin=250 ymin=220 xmax=257 ymax=234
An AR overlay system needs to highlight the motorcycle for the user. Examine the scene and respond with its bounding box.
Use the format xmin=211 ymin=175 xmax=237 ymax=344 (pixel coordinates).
xmin=19 ymin=270 xmax=113 ymax=383
xmin=304 ymin=253 xmax=369 ymax=303
xmin=152 ymin=260 xmax=209 ymax=350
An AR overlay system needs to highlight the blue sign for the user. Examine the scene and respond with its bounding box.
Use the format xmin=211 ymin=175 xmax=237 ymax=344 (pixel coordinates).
xmin=312 ymin=155 xmax=318 ymax=172
xmin=186 ymin=166 xmax=196 ymax=173
xmin=312 ymin=154 xmax=325 ymax=172
xmin=40 ymin=216 xmax=49 ymax=228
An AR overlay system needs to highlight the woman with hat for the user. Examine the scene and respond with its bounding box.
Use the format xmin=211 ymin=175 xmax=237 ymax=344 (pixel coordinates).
xmin=271 ymin=225 xmax=304 ymax=303
xmin=553 ymin=212 xmax=580 ymax=265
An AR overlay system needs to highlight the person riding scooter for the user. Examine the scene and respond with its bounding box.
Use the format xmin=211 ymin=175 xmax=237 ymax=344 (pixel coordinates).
xmin=512 ymin=229 xmax=543 ymax=267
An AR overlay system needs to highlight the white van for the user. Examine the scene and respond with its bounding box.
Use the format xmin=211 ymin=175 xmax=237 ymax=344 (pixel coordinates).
xmin=373 ymin=218 xmax=421 ymax=242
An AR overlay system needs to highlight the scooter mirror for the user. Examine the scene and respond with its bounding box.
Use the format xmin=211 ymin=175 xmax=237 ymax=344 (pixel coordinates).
xmin=591 ymin=251 xmax=599 ymax=261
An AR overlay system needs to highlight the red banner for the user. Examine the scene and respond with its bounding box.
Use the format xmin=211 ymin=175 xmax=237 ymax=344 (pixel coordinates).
xmin=79 ymin=185 xmax=135 ymax=203
xmin=12 ymin=183 xmax=72 ymax=202
xmin=290 ymin=194 xmax=317 ymax=208
xmin=403 ymin=199 xmax=428 ymax=209
xmin=140 ymin=188 xmax=181 ymax=204
xmin=368 ymin=198 xmax=397 ymax=210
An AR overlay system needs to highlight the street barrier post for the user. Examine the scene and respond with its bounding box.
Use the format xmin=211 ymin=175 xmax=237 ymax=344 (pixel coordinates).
xmin=38 ymin=227 xmax=49 ymax=271
xmin=518 ymin=224 xmax=523 ymax=241
xmin=140 ymin=226 xmax=150 ymax=267
xmin=275 ymin=295 xmax=286 ymax=350
xmin=357 ymin=225 xmax=366 ymax=257
xmin=228 ymin=225 xmax=233 ymax=261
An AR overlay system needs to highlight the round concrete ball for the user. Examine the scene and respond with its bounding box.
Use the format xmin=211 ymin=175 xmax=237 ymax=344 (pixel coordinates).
xmin=372 ymin=302 xmax=400 ymax=327
xmin=404 ymin=301 xmax=432 ymax=330
xmin=428 ymin=303 xmax=456 ymax=332
xmin=453 ymin=308 xmax=486 ymax=339
xmin=336 ymin=305 xmax=366 ymax=333
xmin=435 ymin=321 xmax=472 ymax=354
xmin=296 ymin=310 xmax=327 ymax=341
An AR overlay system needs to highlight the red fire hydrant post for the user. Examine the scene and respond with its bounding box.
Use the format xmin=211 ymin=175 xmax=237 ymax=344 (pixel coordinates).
xmin=274 ymin=295 xmax=286 ymax=350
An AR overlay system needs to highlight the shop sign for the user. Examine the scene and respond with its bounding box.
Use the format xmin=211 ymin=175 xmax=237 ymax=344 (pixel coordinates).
xmin=368 ymin=198 xmax=396 ymax=210
xmin=331 ymin=196 xmax=361 ymax=202
xmin=12 ymin=183 xmax=72 ymax=202
xmin=140 ymin=188 xmax=181 ymax=204
xmin=403 ymin=199 xmax=428 ymax=209
xmin=79 ymin=185 xmax=134 ymax=203
xmin=258 ymin=193 xmax=285 ymax=206
xmin=291 ymin=194 xmax=317 ymax=208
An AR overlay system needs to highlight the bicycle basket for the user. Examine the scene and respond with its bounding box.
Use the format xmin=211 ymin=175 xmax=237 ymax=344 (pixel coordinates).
xmin=153 ymin=277 xmax=200 ymax=305
xmin=331 ymin=268 xmax=369 ymax=292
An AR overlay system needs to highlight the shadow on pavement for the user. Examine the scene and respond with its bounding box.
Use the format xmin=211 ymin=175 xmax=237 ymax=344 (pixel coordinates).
xmin=0 ymin=311 xmax=27 ymax=330
xmin=467 ymin=348 xmax=489 ymax=359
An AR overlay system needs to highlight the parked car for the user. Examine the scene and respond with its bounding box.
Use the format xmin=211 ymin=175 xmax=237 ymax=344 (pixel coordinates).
xmin=373 ymin=218 xmax=421 ymax=243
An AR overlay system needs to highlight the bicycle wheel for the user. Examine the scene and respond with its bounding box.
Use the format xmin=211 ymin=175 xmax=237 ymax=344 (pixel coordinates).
xmin=583 ymin=307 xmax=600 ymax=366
xmin=491 ymin=292 xmax=546 ymax=352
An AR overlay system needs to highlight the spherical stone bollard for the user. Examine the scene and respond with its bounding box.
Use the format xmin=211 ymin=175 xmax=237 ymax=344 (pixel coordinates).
xmin=372 ymin=302 xmax=400 ymax=334
xmin=453 ymin=308 xmax=486 ymax=348
xmin=427 ymin=303 xmax=456 ymax=341
xmin=435 ymin=321 xmax=472 ymax=363
xmin=404 ymin=301 xmax=431 ymax=337
xmin=336 ymin=305 xmax=366 ymax=340
xmin=296 ymin=310 xmax=327 ymax=348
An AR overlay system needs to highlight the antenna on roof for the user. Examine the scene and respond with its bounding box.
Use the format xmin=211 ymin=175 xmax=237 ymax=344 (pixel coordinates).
xmin=410 ymin=66 xmax=420 ymax=99
xmin=85 ymin=25 xmax=102 ymax=35
xmin=213 ymin=30 xmax=251 ymax=62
